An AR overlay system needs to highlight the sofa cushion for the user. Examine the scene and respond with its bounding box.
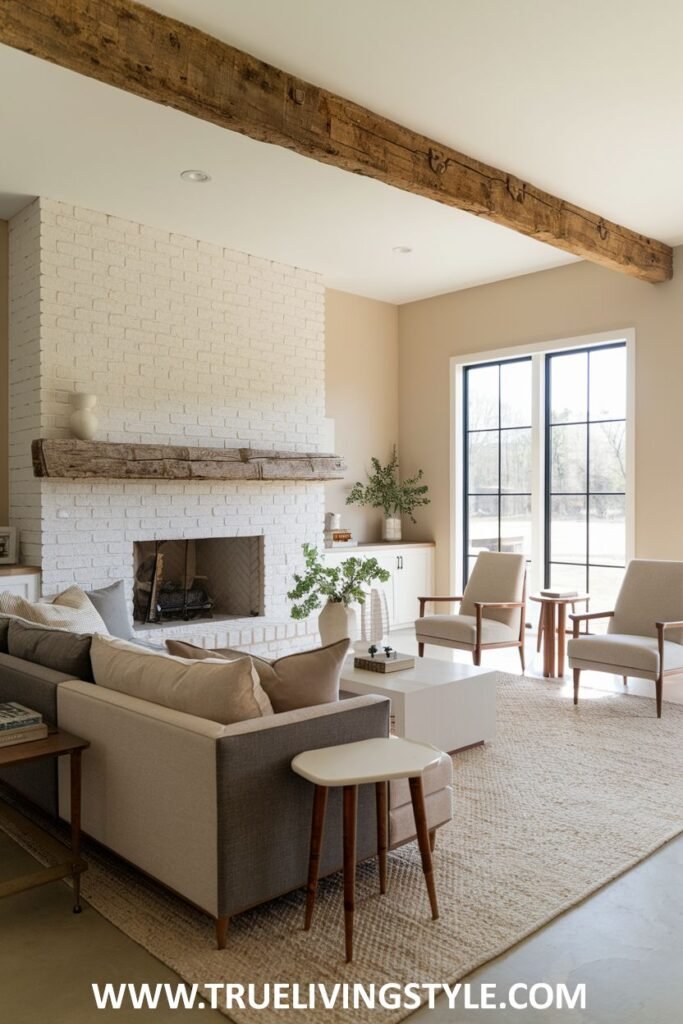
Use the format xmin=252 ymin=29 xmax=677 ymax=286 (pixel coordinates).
xmin=415 ymin=614 xmax=516 ymax=645
xmin=7 ymin=618 xmax=94 ymax=681
xmin=0 ymin=585 xmax=109 ymax=635
xmin=85 ymin=580 xmax=134 ymax=640
xmin=165 ymin=638 xmax=350 ymax=713
xmin=90 ymin=635 xmax=273 ymax=725
xmin=568 ymin=632 xmax=683 ymax=675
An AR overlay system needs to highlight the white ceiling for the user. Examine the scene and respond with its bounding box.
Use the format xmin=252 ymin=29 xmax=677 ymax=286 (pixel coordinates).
xmin=2 ymin=0 xmax=683 ymax=302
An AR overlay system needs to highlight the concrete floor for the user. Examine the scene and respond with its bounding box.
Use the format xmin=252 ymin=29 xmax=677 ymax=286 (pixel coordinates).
xmin=1 ymin=632 xmax=681 ymax=1022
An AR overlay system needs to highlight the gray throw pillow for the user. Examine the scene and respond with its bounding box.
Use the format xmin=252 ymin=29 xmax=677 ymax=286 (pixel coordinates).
xmin=86 ymin=580 xmax=135 ymax=640
xmin=7 ymin=617 xmax=94 ymax=682
xmin=0 ymin=615 xmax=10 ymax=653
xmin=165 ymin=638 xmax=350 ymax=713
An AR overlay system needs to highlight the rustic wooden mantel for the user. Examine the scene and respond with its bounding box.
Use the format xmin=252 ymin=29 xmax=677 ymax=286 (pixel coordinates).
xmin=31 ymin=439 xmax=346 ymax=482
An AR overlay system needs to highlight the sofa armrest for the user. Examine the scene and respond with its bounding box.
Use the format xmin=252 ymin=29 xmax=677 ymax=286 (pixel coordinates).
xmin=214 ymin=694 xmax=390 ymax=919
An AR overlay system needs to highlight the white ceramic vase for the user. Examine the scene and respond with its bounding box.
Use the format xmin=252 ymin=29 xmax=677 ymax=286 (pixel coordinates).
xmin=382 ymin=514 xmax=402 ymax=542
xmin=69 ymin=393 xmax=98 ymax=441
xmin=318 ymin=600 xmax=357 ymax=646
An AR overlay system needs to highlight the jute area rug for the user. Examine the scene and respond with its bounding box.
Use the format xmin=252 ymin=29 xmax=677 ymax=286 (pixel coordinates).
xmin=3 ymin=673 xmax=683 ymax=1023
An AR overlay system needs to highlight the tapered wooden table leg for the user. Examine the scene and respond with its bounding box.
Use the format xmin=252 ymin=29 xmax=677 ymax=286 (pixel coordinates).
xmin=557 ymin=603 xmax=567 ymax=677
xmin=343 ymin=785 xmax=358 ymax=962
xmin=408 ymin=776 xmax=439 ymax=920
xmin=543 ymin=602 xmax=556 ymax=677
xmin=375 ymin=781 xmax=388 ymax=895
xmin=70 ymin=749 xmax=83 ymax=913
xmin=304 ymin=785 xmax=328 ymax=930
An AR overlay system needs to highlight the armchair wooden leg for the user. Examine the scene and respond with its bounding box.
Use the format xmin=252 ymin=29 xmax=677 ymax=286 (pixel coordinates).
xmin=656 ymin=677 xmax=663 ymax=718
xmin=573 ymin=668 xmax=581 ymax=706
xmin=518 ymin=642 xmax=525 ymax=672
xmin=418 ymin=642 xmax=424 ymax=658
xmin=473 ymin=648 xmax=481 ymax=666
xmin=536 ymin=605 xmax=543 ymax=653
xmin=215 ymin=916 xmax=229 ymax=950
xmin=623 ymin=676 xmax=628 ymax=686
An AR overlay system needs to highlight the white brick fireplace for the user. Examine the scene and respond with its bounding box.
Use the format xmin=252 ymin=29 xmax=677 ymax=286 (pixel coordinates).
xmin=9 ymin=198 xmax=326 ymax=653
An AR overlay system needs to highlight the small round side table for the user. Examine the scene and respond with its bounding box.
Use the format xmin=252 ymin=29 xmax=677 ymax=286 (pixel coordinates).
xmin=291 ymin=736 xmax=442 ymax=962
xmin=530 ymin=593 xmax=589 ymax=678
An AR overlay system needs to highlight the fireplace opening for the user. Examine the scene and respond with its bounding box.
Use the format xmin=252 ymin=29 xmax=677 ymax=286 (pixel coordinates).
xmin=133 ymin=536 xmax=264 ymax=627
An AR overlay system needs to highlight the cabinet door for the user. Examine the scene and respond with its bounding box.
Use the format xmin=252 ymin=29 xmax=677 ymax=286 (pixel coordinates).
xmin=392 ymin=548 xmax=434 ymax=628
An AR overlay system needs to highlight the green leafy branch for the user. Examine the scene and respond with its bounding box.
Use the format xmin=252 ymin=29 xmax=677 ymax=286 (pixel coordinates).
xmin=346 ymin=446 xmax=430 ymax=523
xmin=288 ymin=543 xmax=391 ymax=620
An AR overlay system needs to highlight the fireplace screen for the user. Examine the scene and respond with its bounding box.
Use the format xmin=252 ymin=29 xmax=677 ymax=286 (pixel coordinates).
xmin=133 ymin=536 xmax=264 ymax=625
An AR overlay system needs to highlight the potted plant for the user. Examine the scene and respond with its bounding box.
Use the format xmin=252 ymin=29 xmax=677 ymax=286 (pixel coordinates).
xmin=288 ymin=543 xmax=391 ymax=645
xmin=346 ymin=446 xmax=430 ymax=541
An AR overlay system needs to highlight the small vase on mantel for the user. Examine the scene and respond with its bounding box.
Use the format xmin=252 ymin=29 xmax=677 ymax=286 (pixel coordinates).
xmin=382 ymin=514 xmax=402 ymax=542
xmin=69 ymin=393 xmax=98 ymax=441
xmin=318 ymin=600 xmax=357 ymax=646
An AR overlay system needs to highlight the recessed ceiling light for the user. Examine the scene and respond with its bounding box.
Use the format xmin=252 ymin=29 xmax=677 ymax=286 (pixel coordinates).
xmin=180 ymin=169 xmax=211 ymax=183
xmin=392 ymin=245 xmax=413 ymax=254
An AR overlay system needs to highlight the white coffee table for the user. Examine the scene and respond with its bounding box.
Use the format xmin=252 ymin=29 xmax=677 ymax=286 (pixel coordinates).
xmin=340 ymin=654 xmax=497 ymax=753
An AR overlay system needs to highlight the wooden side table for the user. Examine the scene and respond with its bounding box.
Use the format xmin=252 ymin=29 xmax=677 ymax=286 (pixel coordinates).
xmin=292 ymin=737 xmax=442 ymax=962
xmin=530 ymin=594 xmax=589 ymax=678
xmin=0 ymin=731 xmax=89 ymax=913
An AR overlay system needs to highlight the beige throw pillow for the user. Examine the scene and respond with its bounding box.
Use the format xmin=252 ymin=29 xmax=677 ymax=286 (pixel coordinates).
xmin=90 ymin=635 xmax=273 ymax=725
xmin=0 ymin=584 xmax=109 ymax=635
xmin=165 ymin=638 xmax=350 ymax=713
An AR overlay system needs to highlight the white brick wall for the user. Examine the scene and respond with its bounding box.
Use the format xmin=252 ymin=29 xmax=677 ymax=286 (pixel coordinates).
xmin=9 ymin=198 xmax=326 ymax=653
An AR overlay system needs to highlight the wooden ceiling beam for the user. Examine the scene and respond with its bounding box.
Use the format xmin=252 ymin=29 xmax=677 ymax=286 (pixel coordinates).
xmin=0 ymin=0 xmax=672 ymax=282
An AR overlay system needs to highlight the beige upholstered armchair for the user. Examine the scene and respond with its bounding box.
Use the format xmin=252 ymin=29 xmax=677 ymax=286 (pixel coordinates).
xmin=415 ymin=551 xmax=527 ymax=668
xmin=568 ymin=559 xmax=683 ymax=718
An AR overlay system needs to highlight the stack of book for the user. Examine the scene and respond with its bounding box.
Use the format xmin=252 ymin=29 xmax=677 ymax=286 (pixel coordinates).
xmin=324 ymin=529 xmax=357 ymax=549
xmin=0 ymin=702 xmax=48 ymax=748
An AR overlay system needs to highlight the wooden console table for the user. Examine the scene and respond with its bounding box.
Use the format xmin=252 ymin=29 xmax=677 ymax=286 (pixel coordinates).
xmin=0 ymin=731 xmax=89 ymax=912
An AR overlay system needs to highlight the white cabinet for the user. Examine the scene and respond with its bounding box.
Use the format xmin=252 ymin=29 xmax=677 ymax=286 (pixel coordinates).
xmin=323 ymin=544 xmax=434 ymax=630
xmin=0 ymin=567 xmax=41 ymax=601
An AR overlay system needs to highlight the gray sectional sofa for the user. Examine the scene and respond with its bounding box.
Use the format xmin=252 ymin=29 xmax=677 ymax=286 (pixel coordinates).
xmin=0 ymin=647 xmax=453 ymax=947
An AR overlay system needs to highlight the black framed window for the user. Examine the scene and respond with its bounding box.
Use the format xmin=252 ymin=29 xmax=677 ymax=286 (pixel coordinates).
xmin=545 ymin=343 xmax=627 ymax=611
xmin=463 ymin=357 xmax=533 ymax=588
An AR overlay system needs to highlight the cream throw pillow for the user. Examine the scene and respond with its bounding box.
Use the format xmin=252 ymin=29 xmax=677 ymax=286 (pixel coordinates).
xmin=0 ymin=584 xmax=109 ymax=635
xmin=90 ymin=635 xmax=273 ymax=725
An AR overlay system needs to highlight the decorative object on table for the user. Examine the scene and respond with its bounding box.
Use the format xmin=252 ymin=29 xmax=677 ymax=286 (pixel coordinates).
xmin=288 ymin=543 xmax=390 ymax=645
xmin=69 ymin=392 xmax=99 ymax=441
xmin=416 ymin=550 xmax=527 ymax=669
xmin=0 ymin=701 xmax=48 ymax=747
xmin=324 ymin=511 xmax=356 ymax=548
xmin=0 ymin=526 xmax=18 ymax=565
xmin=346 ymin=446 xmax=430 ymax=542
xmin=358 ymin=586 xmax=390 ymax=650
xmin=354 ymin=651 xmax=416 ymax=673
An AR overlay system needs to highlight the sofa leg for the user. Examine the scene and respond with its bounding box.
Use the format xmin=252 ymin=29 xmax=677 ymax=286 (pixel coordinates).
xmin=215 ymin=916 xmax=230 ymax=950
xmin=429 ymin=828 xmax=436 ymax=853
xmin=418 ymin=642 xmax=424 ymax=658
xmin=573 ymin=668 xmax=581 ymax=706
xmin=623 ymin=676 xmax=628 ymax=686
xmin=656 ymin=677 xmax=663 ymax=718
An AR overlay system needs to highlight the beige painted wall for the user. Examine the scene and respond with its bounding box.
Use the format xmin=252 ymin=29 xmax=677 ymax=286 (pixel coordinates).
xmin=325 ymin=289 xmax=399 ymax=543
xmin=0 ymin=221 xmax=7 ymax=524
xmin=399 ymin=248 xmax=683 ymax=593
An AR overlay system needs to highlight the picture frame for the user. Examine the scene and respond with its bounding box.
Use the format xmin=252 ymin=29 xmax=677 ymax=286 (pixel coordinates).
xmin=0 ymin=527 xmax=19 ymax=565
